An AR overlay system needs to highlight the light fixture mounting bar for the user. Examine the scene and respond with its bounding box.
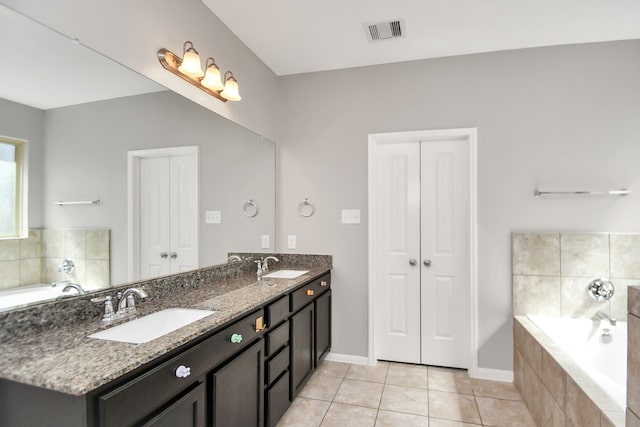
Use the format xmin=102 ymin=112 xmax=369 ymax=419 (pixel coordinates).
xmin=157 ymin=48 xmax=227 ymax=102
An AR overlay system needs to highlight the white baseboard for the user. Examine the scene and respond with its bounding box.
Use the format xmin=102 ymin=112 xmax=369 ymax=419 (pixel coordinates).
xmin=324 ymin=352 xmax=369 ymax=365
xmin=472 ymin=367 xmax=514 ymax=382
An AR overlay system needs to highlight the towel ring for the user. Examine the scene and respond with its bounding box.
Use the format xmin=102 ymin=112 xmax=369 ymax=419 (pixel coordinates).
xmin=298 ymin=198 xmax=315 ymax=217
xmin=243 ymin=200 xmax=258 ymax=217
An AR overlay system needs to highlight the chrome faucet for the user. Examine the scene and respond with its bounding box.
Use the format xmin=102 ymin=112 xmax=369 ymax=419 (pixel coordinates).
xmin=117 ymin=288 xmax=148 ymax=314
xmin=262 ymin=256 xmax=280 ymax=272
xmin=62 ymin=283 xmax=86 ymax=295
xmin=227 ymin=255 xmax=242 ymax=262
xmin=596 ymin=311 xmax=617 ymax=326
xmin=51 ymin=279 xmax=71 ymax=287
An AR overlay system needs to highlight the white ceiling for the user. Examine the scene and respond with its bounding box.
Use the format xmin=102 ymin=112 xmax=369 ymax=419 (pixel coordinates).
xmin=0 ymin=5 xmax=164 ymax=110
xmin=203 ymin=0 xmax=640 ymax=76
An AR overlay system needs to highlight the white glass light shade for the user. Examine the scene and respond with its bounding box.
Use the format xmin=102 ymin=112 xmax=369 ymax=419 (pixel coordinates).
xmin=220 ymin=74 xmax=241 ymax=101
xmin=178 ymin=49 xmax=204 ymax=78
xmin=201 ymin=63 xmax=224 ymax=91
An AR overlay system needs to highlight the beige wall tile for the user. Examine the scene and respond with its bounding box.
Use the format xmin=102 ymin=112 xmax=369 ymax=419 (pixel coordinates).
xmin=626 ymin=408 xmax=640 ymax=427
xmin=519 ymin=325 xmax=542 ymax=377
xmin=0 ymin=239 xmax=19 ymax=261
xmin=513 ymin=275 xmax=561 ymax=315
xmin=560 ymin=233 xmax=610 ymax=278
xmin=65 ymin=230 xmax=87 ymax=259
xmin=600 ymin=411 xmax=624 ymax=427
xmin=541 ymin=348 xmax=566 ymax=410
xmin=561 ymin=277 xmax=610 ymax=318
xmin=19 ymin=258 xmax=42 ymax=285
xmin=19 ymin=229 xmax=42 ymax=258
xmin=608 ymin=279 xmax=630 ymax=322
xmin=471 ymin=378 xmax=521 ymax=401
xmin=86 ymin=260 xmax=110 ymax=290
xmin=87 ymin=230 xmax=110 ymax=260
xmin=513 ymin=347 xmax=526 ymax=398
xmin=43 ymin=229 xmax=65 ymax=258
xmin=611 ymin=234 xmax=640 ymax=279
xmin=44 ymin=258 xmax=65 ymax=283
xmin=629 ymin=287 xmax=640 ymax=318
xmin=0 ymin=260 xmax=20 ymax=289
xmin=512 ymin=233 xmax=560 ymax=275
xmin=566 ymin=376 xmax=601 ymax=427
xmin=540 ymin=385 xmax=565 ymax=427
xmin=628 ymin=314 xmax=640 ymax=418
xmin=522 ymin=360 xmax=543 ymax=426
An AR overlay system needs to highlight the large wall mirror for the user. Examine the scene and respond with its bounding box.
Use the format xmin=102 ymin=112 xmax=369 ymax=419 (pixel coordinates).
xmin=0 ymin=5 xmax=276 ymax=311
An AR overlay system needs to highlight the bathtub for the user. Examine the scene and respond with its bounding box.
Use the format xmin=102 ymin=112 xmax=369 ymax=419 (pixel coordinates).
xmin=0 ymin=283 xmax=76 ymax=312
xmin=527 ymin=315 xmax=627 ymax=411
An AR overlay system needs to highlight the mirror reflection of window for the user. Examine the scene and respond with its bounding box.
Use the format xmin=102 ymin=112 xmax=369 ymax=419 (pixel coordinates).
xmin=0 ymin=137 xmax=25 ymax=239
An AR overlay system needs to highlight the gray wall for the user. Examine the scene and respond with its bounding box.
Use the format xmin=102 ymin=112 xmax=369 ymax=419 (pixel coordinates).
xmin=276 ymin=40 xmax=640 ymax=370
xmin=43 ymin=90 xmax=275 ymax=285
xmin=0 ymin=98 xmax=44 ymax=228
xmin=3 ymin=0 xmax=279 ymax=141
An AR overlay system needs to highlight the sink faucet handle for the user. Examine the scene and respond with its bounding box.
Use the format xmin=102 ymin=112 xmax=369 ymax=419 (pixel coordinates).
xmin=255 ymin=259 xmax=263 ymax=276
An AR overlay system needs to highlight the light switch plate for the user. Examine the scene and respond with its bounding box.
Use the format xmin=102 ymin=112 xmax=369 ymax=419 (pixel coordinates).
xmin=261 ymin=235 xmax=270 ymax=249
xmin=341 ymin=209 xmax=361 ymax=224
xmin=287 ymin=235 xmax=297 ymax=249
xmin=205 ymin=211 xmax=221 ymax=224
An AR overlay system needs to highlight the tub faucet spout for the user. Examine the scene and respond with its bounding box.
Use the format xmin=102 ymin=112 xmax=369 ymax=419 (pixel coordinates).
xmin=596 ymin=311 xmax=617 ymax=326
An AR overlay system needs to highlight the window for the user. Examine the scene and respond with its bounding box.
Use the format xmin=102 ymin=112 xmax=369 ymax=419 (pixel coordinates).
xmin=0 ymin=137 xmax=25 ymax=239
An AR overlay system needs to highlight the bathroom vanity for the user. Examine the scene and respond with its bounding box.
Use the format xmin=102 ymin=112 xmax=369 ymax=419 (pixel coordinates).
xmin=0 ymin=257 xmax=331 ymax=427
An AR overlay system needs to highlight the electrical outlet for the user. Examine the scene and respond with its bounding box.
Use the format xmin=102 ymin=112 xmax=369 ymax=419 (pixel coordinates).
xmin=287 ymin=235 xmax=297 ymax=249
xmin=205 ymin=211 xmax=221 ymax=224
xmin=261 ymin=235 xmax=270 ymax=249
xmin=341 ymin=209 xmax=361 ymax=224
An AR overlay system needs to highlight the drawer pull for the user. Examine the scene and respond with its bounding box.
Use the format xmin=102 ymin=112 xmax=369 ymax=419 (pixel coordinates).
xmin=230 ymin=333 xmax=243 ymax=344
xmin=175 ymin=365 xmax=191 ymax=378
xmin=306 ymin=289 xmax=314 ymax=296
xmin=320 ymin=281 xmax=327 ymax=287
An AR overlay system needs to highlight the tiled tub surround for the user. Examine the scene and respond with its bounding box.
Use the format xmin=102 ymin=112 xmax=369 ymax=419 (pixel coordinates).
xmin=512 ymin=232 xmax=640 ymax=321
xmin=627 ymin=287 xmax=640 ymax=426
xmin=0 ymin=228 xmax=111 ymax=291
xmin=0 ymin=253 xmax=331 ymax=395
xmin=514 ymin=316 xmax=624 ymax=427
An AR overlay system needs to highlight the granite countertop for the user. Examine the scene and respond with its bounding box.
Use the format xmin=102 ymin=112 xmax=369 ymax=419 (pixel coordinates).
xmin=0 ymin=263 xmax=330 ymax=396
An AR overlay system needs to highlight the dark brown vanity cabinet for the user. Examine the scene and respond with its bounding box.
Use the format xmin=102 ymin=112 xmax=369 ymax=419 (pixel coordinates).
xmin=290 ymin=274 xmax=331 ymax=399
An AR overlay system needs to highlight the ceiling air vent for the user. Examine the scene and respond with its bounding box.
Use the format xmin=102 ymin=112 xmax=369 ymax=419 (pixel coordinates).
xmin=364 ymin=19 xmax=405 ymax=42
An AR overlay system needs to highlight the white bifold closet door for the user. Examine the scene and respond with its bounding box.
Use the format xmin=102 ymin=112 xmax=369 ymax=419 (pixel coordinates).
xmin=375 ymin=138 xmax=470 ymax=368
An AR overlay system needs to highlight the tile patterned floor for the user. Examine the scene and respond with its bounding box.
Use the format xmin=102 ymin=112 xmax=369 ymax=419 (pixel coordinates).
xmin=276 ymin=361 xmax=536 ymax=427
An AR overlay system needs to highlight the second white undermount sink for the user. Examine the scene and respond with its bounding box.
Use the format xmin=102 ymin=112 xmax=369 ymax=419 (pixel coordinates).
xmin=262 ymin=270 xmax=309 ymax=279
xmin=88 ymin=308 xmax=216 ymax=344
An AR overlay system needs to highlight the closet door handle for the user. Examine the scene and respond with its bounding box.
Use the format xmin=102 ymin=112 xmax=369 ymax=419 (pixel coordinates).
xmin=170 ymin=252 xmax=178 ymax=259
xmin=424 ymin=259 xmax=432 ymax=267
xmin=160 ymin=252 xmax=168 ymax=259
xmin=409 ymin=259 xmax=417 ymax=266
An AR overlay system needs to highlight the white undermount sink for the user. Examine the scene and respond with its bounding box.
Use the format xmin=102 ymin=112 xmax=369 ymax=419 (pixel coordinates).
xmin=262 ymin=270 xmax=309 ymax=279
xmin=88 ymin=308 xmax=216 ymax=344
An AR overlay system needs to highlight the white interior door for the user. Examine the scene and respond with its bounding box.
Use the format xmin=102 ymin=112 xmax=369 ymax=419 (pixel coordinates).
xmin=140 ymin=157 xmax=171 ymax=279
xmin=420 ymin=139 xmax=470 ymax=368
xmin=373 ymin=134 xmax=471 ymax=369
xmin=130 ymin=146 xmax=199 ymax=281
xmin=375 ymin=142 xmax=421 ymax=363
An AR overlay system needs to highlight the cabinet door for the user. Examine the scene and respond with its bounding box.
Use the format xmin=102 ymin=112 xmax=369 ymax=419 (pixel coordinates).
xmin=290 ymin=303 xmax=314 ymax=398
xmin=142 ymin=382 xmax=205 ymax=427
xmin=315 ymin=290 xmax=331 ymax=365
xmin=212 ymin=341 xmax=264 ymax=427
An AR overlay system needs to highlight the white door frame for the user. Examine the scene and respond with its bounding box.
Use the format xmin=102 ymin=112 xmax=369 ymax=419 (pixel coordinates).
xmin=127 ymin=146 xmax=199 ymax=281
xmin=367 ymin=128 xmax=478 ymax=376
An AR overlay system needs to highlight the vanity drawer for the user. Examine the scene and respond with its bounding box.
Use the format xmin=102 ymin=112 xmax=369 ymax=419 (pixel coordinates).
xmin=290 ymin=274 xmax=330 ymax=313
xmin=99 ymin=309 xmax=264 ymax=427
xmin=267 ymin=295 xmax=289 ymax=328
xmin=266 ymin=346 xmax=289 ymax=386
xmin=266 ymin=321 xmax=289 ymax=357
xmin=266 ymin=371 xmax=290 ymax=427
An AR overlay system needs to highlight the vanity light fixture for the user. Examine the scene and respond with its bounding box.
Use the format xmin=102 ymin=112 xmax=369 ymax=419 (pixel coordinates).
xmin=157 ymin=41 xmax=241 ymax=102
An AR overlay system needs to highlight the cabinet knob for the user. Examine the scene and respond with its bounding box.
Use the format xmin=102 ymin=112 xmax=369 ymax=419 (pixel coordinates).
xmin=175 ymin=365 xmax=191 ymax=378
xmin=170 ymin=252 xmax=178 ymax=259
xmin=230 ymin=333 xmax=243 ymax=344
xmin=424 ymin=259 xmax=432 ymax=267
xmin=160 ymin=252 xmax=168 ymax=259
xmin=320 ymin=281 xmax=327 ymax=287
xmin=306 ymin=289 xmax=314 ymax=296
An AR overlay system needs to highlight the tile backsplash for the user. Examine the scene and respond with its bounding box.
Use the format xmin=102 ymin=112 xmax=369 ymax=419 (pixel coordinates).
xmin=512 ymin=232 xmax=640 ymax=321
xmin=0 ymin=229 xmax=110 ymax=291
